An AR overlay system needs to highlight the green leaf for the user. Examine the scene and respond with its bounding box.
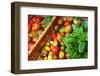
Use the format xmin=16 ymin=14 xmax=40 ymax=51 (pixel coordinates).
xmin=62 ymin=18 xmax=88 ymax=59
xmin=82 ymin=20 xmax=88 ymax=31
xmin=65 ymin=47 xmax=76 ymax=58
xmin=78 ymin=42 xmax=86 ymax=53
xmin=64 ymin=37 xmax=76 ymax=43
xmin=59 ymin=26 xmax=65 ymax=33
xmin=61 ymin=37 xmax=68 ymax=47
xmin=43 ymin=16 xmax=53 ymax=28
xmin=72 ymin=52 xmax=80 ymax=58
xmin=85 ymin=33 xmax=88 ymax=41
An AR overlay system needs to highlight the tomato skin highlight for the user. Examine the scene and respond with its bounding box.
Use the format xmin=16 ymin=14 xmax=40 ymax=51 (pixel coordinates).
xmin=51 ymin=33 xmax=57 ymax=39
xmin=52 ymin=46 xmax=60 ymax=55
xmin=64 ymin=20 xmax=72 ymax=26
xmin=32 ymin=23 xmax=41 ymax=31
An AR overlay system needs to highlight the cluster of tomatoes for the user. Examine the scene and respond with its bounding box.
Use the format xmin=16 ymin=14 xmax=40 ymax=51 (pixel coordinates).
xmin=38 ymin=16 xmax=74 ymax=60
xmin=28 ymin=16 xmax=81 ymax=60
xmin=28 ymin=16 xmax=44 ymax=50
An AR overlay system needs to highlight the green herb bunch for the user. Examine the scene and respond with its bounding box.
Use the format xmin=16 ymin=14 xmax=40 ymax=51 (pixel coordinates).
xmin=62 ymin=19 xmax=88 ymax=59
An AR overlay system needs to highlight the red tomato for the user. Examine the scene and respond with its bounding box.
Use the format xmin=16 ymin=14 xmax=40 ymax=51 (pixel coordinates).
xmin=56 ymin=33 xmax=62 ymax=42
xmin=32 ymin=16 xmax=37 ymax=23
xmin=32 ymin=23 xmax=40 ymax=31
xmin=40 ymin=40 xmax=46 ymax=46
xmin=28 ymin=42 xmax=34 ymax=50
xmin=64 ymin=53 xmax=69 ymax=59
xmin=28 ymin=24 xmax=31 ymax=32
xmin=64 ymin=20 xmax=72 ymax=26
xmin=52 ymin=46 xmax=60 ymax=55
xmin=51 ymin=33 xmax=57 ymax=40
xmin=35 ymin=16 xmax=44 ymax=23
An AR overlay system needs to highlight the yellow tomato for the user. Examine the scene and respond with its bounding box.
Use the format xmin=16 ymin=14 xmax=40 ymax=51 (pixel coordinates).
xmin=64 ymin=25 xmax=72 ymax=33
xmin=59 ymin=51 xmax=64 ymax=59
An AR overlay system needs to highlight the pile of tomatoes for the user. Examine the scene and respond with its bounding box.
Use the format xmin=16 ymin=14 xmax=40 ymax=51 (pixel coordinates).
xmin=28 ymin=16 xmax=44 ymax=50
xmin=28 ymin=16 xmax=82 ymax=60
xmin=38 ymin=16 xmax=74 ymax=60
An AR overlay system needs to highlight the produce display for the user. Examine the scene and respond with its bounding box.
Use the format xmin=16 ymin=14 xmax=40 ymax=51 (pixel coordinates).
xmin=28 ymin=15 xmax=88 ymax=60
xmin=28 ymin=16 xmax=53 ymax=50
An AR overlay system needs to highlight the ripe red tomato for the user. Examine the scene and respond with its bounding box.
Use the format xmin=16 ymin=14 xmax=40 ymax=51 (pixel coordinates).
xmin=32 ymin=23 xmax=40 ymax=31
xmin=35 ymin=16 xmax=44 ymax=23
xmin=51 ymin=33 xmax=57 ymax=40
xmin=52 ymin=46 xmax=60 ymax=55
xmin=32 ymin=16 xmax=37 ymax=23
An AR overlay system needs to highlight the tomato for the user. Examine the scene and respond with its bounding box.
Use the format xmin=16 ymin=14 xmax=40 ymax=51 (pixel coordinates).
xmin=73 ymin=18 xmax=81 ymax=25
xmin=56 ymin=33 xmax=62 ymax=42
xmin=58 ymin=19 xmax=63 ymax=25
xmin=52 ymin=46 xmax=60 ymax=55
xmin=51 ymin=33 xmax=57 ymax=40
xmin=28 ymin=42 xmax=34 ymax=50
xmin=35 ymin=16 xmax=44 ymax=23
xmin=40 ymin=39 xmax=46 ymax=46
xmin=28 ymin=24 xmax=31 ymax=32
xmin=64 ymin=53 xmax=69 ymax=59
xmin=64 ymin=20 xmax=72 ymax=26
xmin=32 ymin=37 xmax=38 ymax=43
xmin=29 ymin=16 xmax=43 ymax=27
xmin=53 ymin=55 xmax=58 ymax=59
xmin=59 ymin=51 xmax=64 ymax=59
xmin=32 ymin=23 xmax=40 ymax=31
xmin=64 ymin=25 xmax=72 ymax=33
xmin=66 ymin=16 xmax=73 ymax=22
xmin=54 ymin=24 xmax=59 ymax=31
xmin=32 ymin=16 xmax=37 ymax=23
xmin=50 ymin=45 xmax=54 ymax=50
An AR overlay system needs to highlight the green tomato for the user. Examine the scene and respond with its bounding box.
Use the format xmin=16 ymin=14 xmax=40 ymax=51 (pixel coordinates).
xmin=48 ymin=55 xmax=53 ymax=60
xmin=44 ymin=46 xmax=50 ymax=51
xmin=50 ymin=40 xmax=54 ymax=45
xmin=46 ymin=42 xmax=50 ymax=46
xmin=60 ymin=46 xmax=65 ymax=51
xmin=53 ymin=41 xmax=58 ymax=46
xmin=73 ymin=17 xmax=81 ymax=25
xmin=59 ymin=27 xmax=65 ymax=33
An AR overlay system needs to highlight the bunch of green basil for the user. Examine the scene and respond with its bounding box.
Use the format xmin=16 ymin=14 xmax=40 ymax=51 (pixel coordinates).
xmin=62 ymin=20 xmax=88 ymax=59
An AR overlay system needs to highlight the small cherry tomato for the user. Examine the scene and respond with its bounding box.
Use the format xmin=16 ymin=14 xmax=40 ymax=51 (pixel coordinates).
xmin=35 ymin=16 xmax=44 ymax=23
xmin=32 ymin=23 xmax=40 ymax=31
xmin=66 ymin=16 xmax=73 ymax=22
xmin=64 ymin=53 xmax=69 ymax=59
xmin=52 ymin=46 xmax=60 ymax=55
xmin=56 ymin=33 xmax=62 ymax=42
xmin=51 ymin=33 xmax=57 ymax=40
xmin=64 ymin=20 xmax=71 ymax=26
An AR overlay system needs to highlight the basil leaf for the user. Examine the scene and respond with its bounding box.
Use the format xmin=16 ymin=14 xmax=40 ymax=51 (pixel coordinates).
xmin=78 ymin=42 xmax=86 ymax=53
xmin=43 ymin=16 xmax=53 ymax=28
xmin=65 ymin=47 xmax=76 ymax=58
xmin=82 ymin=20 xmax=88 ymax=31
xmin=64 ymin=37 xmax=76 ymax=43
